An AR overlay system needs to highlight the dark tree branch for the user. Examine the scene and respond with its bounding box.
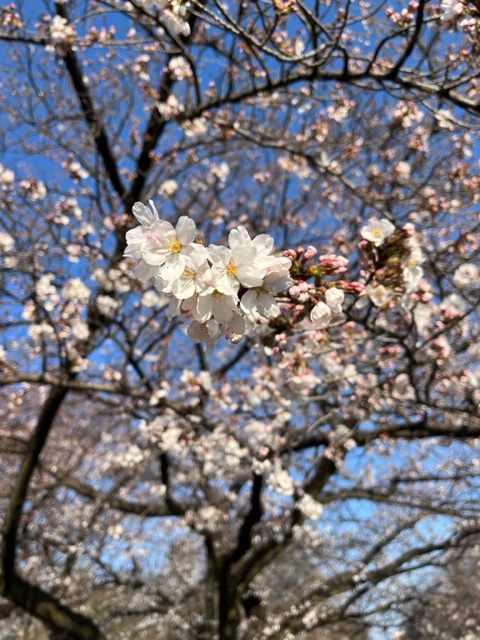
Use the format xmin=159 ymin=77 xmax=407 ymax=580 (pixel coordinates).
xmin=0 ymin=385 xmax=102 ymax=639
xmin=56 ymin=5 xmax=127 ymax=203
xmin=230 ymin=474 xmax=263 ymax=564
xmin=1 ymin=386 xmax=68 ymax=593
xmin=7 ymin=573 xmax=104 ymax=640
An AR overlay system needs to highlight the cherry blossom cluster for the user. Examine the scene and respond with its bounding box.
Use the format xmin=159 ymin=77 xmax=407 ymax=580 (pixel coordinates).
xmin=284 ymin=247 xmax=353 ymax=332
xmin=251 ymin=216 xmax=425 ymax=357
xmin=359 ymin=217 xmax=425 ymax=308
xmin=439 ymin=0 xmax=480 ymax=33
xmin=126 ymin=204 xmax=427 ymax=350
xmin=137 ymin=0 xmax=191 ymax=36
xmin=124 ymin=201 xmax=293 ymax=350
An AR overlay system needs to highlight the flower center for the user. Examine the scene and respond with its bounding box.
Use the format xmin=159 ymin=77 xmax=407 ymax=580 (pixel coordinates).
xmin=169 ymin=238 xmax=182 ymax=253
xmin=227 ymin=262 xmax=238 ymax=278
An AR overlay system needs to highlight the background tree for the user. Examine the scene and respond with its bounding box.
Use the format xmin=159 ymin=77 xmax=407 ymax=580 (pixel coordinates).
xmin=1 ymin=0 xmax=480 ymax=639
xmin=401 ymin=543 xmax=480 ymax=640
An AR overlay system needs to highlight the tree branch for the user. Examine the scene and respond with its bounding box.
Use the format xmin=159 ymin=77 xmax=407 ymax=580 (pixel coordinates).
xmin=56 ymin=4 xmax=127 ymax=202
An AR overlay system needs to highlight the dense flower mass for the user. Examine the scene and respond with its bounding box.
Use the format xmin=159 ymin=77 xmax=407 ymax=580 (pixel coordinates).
xmin=127 ymin=206 xmax=425 ymax=350
xmin=125 ymin=202 xmax=293 ymax=349
xmin=137 ymin=0 xmax=191 ymax=35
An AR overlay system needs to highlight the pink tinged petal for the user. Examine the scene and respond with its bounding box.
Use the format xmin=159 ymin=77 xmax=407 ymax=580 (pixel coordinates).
xmin=147 ymin=223 xmax=176 ymax=249
xmin=196 ymin=266 xmax=217 ymax=292
xmin=142 ymin=247 xmax=171 ymax=265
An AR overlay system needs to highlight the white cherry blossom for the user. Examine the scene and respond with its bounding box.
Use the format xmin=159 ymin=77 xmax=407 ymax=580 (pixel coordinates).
xmin=142 ymin=216 xmax=207 ymax=282
xmin=310 ymin=300 xmax=332 ymax=327
xmin=171 ymin=253 xmax=211 ymax=300
xmin=324 ymin=287 xmax=345 ymax=313
xmin=440 ymin=0 xmax=464 ymax=21
xmin=360 ymin=217 xmax=395 ymax=247
xmin=0 ymin=232 xmax=14 ymax=251
xmin=208 ymin=240 xmax=262 ymax=294
xmin=196 ymin=289 xmax=238 ymax=324
xmin=137 ymin=0 xmax=191 ymax=36
xmin=0 ymin=164 xmax=14 ymax=186
xmin=125 ymin=202 xmax=160 ymax=256
xmin=241 ymin=269 xmax=292 ymax=318
xmin=127 ymin=207 xmax=292 ymax=349
xmin=366 ymin=284 xmax=392 ymax=307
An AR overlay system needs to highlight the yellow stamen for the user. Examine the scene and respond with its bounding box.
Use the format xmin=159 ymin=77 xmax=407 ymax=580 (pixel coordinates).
xmin=169 ymin=238 xmax=182 ymax=253
xmin=227 ymin=262 xmax=237 ymax=277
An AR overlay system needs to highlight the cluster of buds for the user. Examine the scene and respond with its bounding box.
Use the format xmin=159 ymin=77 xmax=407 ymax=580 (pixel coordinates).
xmin=285 ymin=247 xmax=353 ymax=329
xmin=359 ymin=218 xmax=425 ymax=308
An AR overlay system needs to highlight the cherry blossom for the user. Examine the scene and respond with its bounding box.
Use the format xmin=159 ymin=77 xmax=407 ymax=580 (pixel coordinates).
xmin=2 ymin=3 xmax=480 ymax=639
xmin=310 ymin=300 xmax=332 ymax=327
xmin=360 ymin=217 xmax=396 ymax=247
xmin=137 ymin=0 xmax=191 ymax=36
xmin=440 ymin=0 xmax=465 ymax=21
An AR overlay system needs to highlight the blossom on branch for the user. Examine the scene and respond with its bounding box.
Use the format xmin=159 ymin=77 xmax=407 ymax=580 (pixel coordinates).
xmin=125 ymin=202 xmax=292 ymax=348
xmin=127 ymin=206 xmax=424 ymax=349
xmin=360 ymin=217 xmax=395 ymax=247
xmin=440 ymin=0 xmax=464 ymax=21
xmin=138 ymin=0 xmax=191 ymax=36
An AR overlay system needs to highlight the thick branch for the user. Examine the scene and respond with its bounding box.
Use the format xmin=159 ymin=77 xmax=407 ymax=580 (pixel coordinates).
xmin=8 ymin=573 xmax=104 ymax=640
xmin=1 ymin=386 xmax=68 ymax=593
xmin=304 ymin=455 xmax=337 ymax=498
xmin=229 ymin=474 xmax=263 ymax=564
xmin=124 ymin=70 xmax=175 ymax=210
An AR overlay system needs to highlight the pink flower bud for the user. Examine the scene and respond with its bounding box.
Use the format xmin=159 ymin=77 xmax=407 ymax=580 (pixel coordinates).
xmin=343 ymin=281 xmax=366 ymax=294
xmin=304 ymin=246 xmax=317 ymax=261
xmin=289 ymin=285 xmax=301 ymax=298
